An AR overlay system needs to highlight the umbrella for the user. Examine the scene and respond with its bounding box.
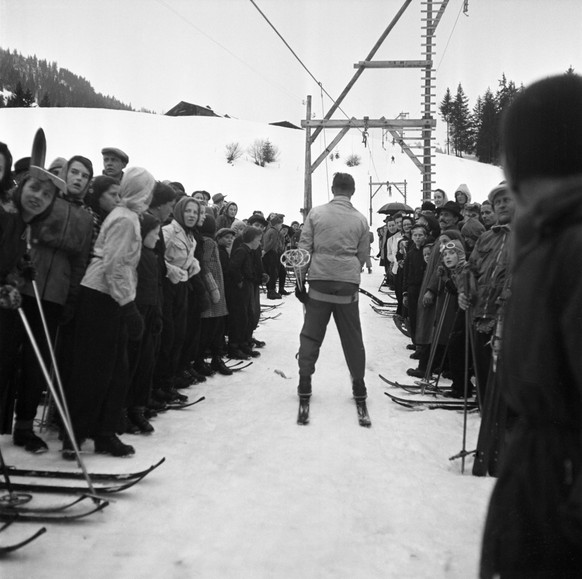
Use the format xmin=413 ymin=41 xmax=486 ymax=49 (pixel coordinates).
xmin=377 ymin=202 xmax=414 ymax=215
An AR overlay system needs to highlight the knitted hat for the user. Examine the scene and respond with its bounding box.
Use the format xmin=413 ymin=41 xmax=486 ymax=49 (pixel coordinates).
xmin=454 ymin=184 xmax=471 ymax=203
xmin=140 ymin=212 xmax=160 ymax=239
xmin=48 ymin=157 xmax=67 ymax=175
xmin=216 ymin=227 xmax=236 ymax=240
xmin=101 ymin=147 xmax=129 ymax=164
xmin=502 ymin=74 xmax=582 ymax=188
xmin=442 ymin=238 xmax=466 ymax=259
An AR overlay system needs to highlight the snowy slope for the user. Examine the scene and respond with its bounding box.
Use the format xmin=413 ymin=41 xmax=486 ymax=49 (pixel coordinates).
xmin=0 ymin=108 xmax=503 ymax=224
xmin=0 ymin=107 xmax=500 ymax=577
xmin=0 ymin=271 xmax=495 ymax=579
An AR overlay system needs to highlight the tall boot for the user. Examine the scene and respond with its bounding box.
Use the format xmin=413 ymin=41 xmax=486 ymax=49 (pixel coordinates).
xmin=352 ymin=378 xmax=367 ymax=399
xmin=298 ymin=375 xmax=312 ymax=397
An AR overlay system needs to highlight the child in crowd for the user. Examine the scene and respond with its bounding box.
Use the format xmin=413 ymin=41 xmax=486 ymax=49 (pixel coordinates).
xmin=194 ymin=213 xmax=232 ymax=376
xmin=124 ymin=213 xmax=162 ymax=434
xmin=402 ymin=224 xmax=428 ymax=346
xmin=438 ymin=238 xmax=473 ymax=399
xmin=227 ymin=226 xmax=263 ymax=359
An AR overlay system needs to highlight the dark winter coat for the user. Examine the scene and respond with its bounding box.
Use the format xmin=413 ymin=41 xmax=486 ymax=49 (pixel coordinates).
xmin=23 ymin=197 xmax=93 ymax=306
xmin=402 ymin=244 xmax=426 ymax=294
xmin=464 ymin=225 xmax=511 ymax=331
xmin=480 ymin=177 xmax=582 ymax=578
xmin=135 ymin=246 xmax=160 ymax=307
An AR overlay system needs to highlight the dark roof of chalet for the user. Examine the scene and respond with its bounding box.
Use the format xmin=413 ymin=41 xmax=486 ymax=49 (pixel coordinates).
xmin=269 ymin=120 xmax=302 ymax=130
xmin=165 ymin=101 xmax=221 ymax=117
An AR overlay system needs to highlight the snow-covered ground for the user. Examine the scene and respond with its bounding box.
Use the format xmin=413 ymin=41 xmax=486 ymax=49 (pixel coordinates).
xmin=1 ymin=269 xmax=495 ymax=579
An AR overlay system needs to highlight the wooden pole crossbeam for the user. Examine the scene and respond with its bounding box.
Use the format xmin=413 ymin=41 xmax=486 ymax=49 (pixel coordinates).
xmin=302 ymin=118 xmax=435 ymax=129
xmin=354 ymin=60 xmax=432 ymax=69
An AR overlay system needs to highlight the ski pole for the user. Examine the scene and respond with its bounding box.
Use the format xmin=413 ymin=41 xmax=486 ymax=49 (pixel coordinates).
xmin=420 ymin=291 xmax=450 ymax=395
xmin=30 ymin=280 xmax=75 ymax=435
xmin=466 ymin=307 xmax=482 ymax=413
xmin=18 ymin=308 xmax=98 ymax=498
xmin=461 ymin=308 xmax=471 ymax=474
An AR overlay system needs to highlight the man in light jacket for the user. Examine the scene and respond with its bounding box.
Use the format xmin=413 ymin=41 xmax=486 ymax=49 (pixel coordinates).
xmin=296 ymin=172 xmax=370 ymax=404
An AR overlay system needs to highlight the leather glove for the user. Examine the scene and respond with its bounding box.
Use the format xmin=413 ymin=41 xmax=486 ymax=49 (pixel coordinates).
xmin=151 ymin=309 xmax=163 ymax=336
xmin=261 ymin=273 xmax=270 ymax=285
xmin=0 ymin=284 xmax=22 ymax=309
xmin=295 ymin=282 xmax=309 ymax=304
xmin=120 ymin=301 xmax=144 ymax=341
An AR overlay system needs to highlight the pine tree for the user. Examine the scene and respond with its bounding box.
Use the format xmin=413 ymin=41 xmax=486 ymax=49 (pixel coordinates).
xmin=496 ymin=74 xmax=520 ymax=122
xmin=6 ymin=81 xmax=26 ymax=107
xmin=39 ymin=92 xmax=51 ymax=107
xmin=439 ymin=87 xmax=454 ymax=155
xmin=450 ymin=83 xmax=473 ymax=157
xmin=474 ymin=89 xmax=498 ymax=164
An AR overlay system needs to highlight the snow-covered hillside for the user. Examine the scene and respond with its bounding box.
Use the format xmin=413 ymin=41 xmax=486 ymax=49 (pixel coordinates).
xmin=0 ymin=108 xmax=503 ymax=224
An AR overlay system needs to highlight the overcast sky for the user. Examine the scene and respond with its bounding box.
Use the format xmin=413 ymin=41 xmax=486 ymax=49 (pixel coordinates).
xmin=1 ymin=0 xmax=581 ymax=131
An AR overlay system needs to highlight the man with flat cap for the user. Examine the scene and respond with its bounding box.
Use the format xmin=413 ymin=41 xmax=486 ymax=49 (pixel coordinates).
xmin=101 ymin=147 xmax=129 ymax=183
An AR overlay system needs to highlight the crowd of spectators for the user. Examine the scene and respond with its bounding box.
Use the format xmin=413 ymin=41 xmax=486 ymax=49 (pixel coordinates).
xmin=0 ymin=137 xmax=300 ymax=459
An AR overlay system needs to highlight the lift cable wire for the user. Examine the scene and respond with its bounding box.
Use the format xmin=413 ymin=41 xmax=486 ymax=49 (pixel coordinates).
xmin=155 ymin=0 xmax=302 ymax=105
xmin=436 ymin=0 xmax=466 ymax=72
xmin=248 ymin=0 xmax=364 ymax=136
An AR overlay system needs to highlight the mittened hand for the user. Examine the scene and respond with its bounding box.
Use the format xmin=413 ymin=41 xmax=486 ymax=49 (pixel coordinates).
xmin=0 ymin=285 xmax=22 ymax=310
xmin=261 ymin=273 xmax=270 ymax=285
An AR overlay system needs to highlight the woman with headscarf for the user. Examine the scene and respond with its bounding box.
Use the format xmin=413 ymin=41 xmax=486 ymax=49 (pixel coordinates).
xmin=63 ymin=167 xmax=156 ymax=458
xmin=152 ymin=196 xmax=201 ymax=402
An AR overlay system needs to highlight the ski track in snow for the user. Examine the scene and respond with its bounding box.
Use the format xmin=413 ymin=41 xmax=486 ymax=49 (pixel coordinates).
xmin=1 ymin=269 xmax=496 ymax=579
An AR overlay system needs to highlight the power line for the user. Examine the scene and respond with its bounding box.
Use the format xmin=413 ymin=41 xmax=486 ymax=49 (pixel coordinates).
xmin=436 ymin=0 xmax=466 ymax=72
xmin=155 ymin=0 xmax=302 ymax=106
xmin=248 ymin=0 xmax=359 ymax=128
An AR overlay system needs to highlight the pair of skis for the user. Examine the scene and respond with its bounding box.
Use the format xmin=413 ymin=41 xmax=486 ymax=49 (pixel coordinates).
xmin=297 ymin=398 xmax=371 ymax=428
xmin=380 ymin=375 xmax=477 ymax=411
xmin=1 ymin=457 xmax=166 ymax=500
